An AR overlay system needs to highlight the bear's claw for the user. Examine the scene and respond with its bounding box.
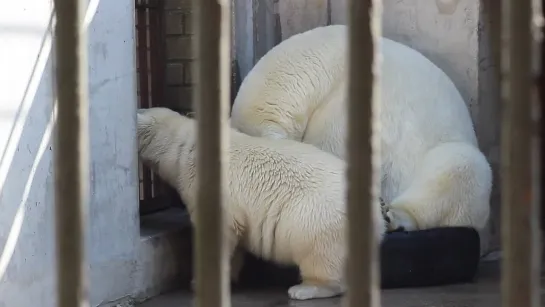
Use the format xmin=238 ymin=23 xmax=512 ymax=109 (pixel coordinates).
xmin=380 ymin=197 xmax=391 ymax=225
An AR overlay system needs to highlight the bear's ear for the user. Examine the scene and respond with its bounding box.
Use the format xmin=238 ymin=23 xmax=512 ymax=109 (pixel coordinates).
xmin=136 ymin=112 xmax=154 ymax=126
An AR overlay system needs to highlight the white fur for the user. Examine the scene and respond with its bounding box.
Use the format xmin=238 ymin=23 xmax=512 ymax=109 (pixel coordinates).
xmin=231 ymin=25 xmax=492 ymax=232
xmin=136 ymin=107 xmax=385 ymax=300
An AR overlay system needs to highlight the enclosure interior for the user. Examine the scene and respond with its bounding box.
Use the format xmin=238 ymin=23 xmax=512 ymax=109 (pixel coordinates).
xmin=134 ymin=0 xmax=511 ymax=252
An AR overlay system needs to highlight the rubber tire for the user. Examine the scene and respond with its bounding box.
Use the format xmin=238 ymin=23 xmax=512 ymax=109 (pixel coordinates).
xmin=237 ymin=227 xmax=481 ymax=289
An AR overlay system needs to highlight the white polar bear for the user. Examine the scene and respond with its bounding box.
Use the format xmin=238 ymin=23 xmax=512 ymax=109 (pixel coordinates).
xmin=231 ymin=25 xmax=492 ymax=232
xmin=136 ymin=107 xmax=385 ymax=300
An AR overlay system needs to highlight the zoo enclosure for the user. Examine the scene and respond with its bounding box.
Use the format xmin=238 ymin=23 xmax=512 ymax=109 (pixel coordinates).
xmin=53 ymin=0 xmax=543 ymax=306
xmin=135 ymin=1 xmax=509 ymax=254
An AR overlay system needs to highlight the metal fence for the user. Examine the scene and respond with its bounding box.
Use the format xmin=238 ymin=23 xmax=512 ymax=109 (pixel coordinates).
xmin=499 ymin=0 xmax=543 ymax=305
xmin=136 ymin=0 xmax=172 ymax=216
xmin=52 ymin=0 xmax=542 ymax=307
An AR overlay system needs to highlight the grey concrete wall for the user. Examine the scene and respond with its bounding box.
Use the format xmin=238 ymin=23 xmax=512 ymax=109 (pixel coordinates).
xmin=0 ymin=0 xmax=141 ymax=306
xmin=331 ymin=0 xmax=484 ymax=130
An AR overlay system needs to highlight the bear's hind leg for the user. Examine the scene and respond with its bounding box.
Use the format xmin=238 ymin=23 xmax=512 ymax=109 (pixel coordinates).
xmin=383 ymin=142 xmax=492 ymax=232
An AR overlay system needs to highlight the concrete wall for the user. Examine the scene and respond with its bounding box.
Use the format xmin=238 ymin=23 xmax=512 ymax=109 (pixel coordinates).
xmin=0 ymin=0 xmax=164 ymax=306
xmin=329 ymin=1 xmax=479 ymax=110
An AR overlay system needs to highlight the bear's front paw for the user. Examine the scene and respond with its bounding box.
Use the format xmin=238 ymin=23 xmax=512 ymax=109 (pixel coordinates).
xmin=382 ymin=204 xmax=418 ymax=232
xmin=380 ymin=197 xmax=390 ymax=225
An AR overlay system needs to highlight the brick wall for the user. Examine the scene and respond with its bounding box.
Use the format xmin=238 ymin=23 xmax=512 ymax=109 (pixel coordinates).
xmin=163 ymin=0 xmax=240 ymax=111
xmin=164 ymin=0 xmax=194 ymax=112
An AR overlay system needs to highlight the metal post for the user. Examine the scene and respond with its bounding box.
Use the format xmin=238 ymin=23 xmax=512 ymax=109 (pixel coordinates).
xmin=500 ymin=0 xmax=542 ymax=306
xmin=53 ymin=0 xmax=89 ymax=306
xmin=346 ymin=0 xmax=382 ymax=307
xmin=193 ymin=0 xmax=231 ymax=306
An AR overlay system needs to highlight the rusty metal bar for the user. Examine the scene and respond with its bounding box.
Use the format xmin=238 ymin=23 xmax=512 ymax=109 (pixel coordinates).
xmin=346 ymin=0 xmax=382 ymax=307
xmin=148 ymin=2 xmax=169 ymax=200
xmin=136 ymin=0 xmax=154 ymax=203
xmin=500 ymin=0 xmax=542 ymax=305
xmin=53 ymin=0 xmax=89 ymax=305
xmin=193 ymin=0 xmax=231 ymax=306
xmin=539 ymin=0 xmax=545 ymax=231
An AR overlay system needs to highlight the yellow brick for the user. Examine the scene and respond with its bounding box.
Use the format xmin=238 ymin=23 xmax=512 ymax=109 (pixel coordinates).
xmin=165 ymin=86 xmax=193 ymax=110
xmin=166 ymin=36 xmax=194 ymax=60
xmin=166 ymin=63 xmax=185 ymax=85
xmin=165 ymin=11 xmax=184 ymax=35
xmin=184 ymin=62 xmax=194 ymax=85
xmin=164 ymin=0 xmax=192 ymax=10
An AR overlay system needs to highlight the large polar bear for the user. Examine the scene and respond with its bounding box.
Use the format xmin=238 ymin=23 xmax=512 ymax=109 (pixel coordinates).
xmin=231 ymin=25 xmax=492 ymax=233
xmin=136 ymin=107 xmax=385 ymax=300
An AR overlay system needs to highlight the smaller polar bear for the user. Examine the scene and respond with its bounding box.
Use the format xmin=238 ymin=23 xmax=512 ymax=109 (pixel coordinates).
xmin=231 ymin=25 xmax=492 ymax=233
xmin=136 ymin=107 xmax=385 ymax=300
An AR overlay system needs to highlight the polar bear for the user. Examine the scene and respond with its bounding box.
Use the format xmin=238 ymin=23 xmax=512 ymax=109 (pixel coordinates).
xmin=231 ymin=25 xmax=492 ymax=233
xmin=136 ymin=107 xmax=385 ymax=300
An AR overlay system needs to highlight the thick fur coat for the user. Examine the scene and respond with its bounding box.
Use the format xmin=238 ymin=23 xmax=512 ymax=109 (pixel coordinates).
xmin=136 ymin=107 xmax=385 ymax=300
xmin=231 ymin=25 xmax=492 ymax=232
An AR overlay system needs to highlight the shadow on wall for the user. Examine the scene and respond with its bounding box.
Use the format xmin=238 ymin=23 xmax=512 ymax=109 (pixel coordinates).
xmin=0 ymin=7 xmax=57 ymax=296
xmin=0 ymin=1 xmax=136 ymax=306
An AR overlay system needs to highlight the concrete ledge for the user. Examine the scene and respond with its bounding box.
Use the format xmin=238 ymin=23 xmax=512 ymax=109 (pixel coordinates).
xmin=99 ymin=208 xmax=193 ymax=307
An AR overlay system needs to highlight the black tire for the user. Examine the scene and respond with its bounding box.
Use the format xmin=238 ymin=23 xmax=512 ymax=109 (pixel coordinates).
xmin=237 ymin=227 xmax=481 ymax=290
xmin=380 ymin=227 xmax=480 ymax=288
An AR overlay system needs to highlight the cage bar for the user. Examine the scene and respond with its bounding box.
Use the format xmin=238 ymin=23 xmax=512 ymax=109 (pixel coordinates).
xmin=193 ymin=0 xmax=232 ymax=306
xmin=53 ymin=0 xmax=89 ymax=306
xmin=148 ymin=0 xmax=168 ymax=200
xmin=136 ymin=0 xmax=154 ymax=204
xmin=345 ymin=0 xmax=382 ymax=307
xmin=500 ymin=0 xmax=542 ymax=306
xmin=136 ymin=0 xmax=172 ymax=215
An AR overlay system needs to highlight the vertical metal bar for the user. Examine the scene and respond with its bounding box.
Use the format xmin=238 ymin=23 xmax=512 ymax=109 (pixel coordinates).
xmin=534 ymin=0 xmax=545 ymax=232
xmin=480 ymin=0 xmax=503 ymax=252
xmin=148 ymin=2 xmax=168 ymax=199
xmin=53 ymin=0 xmax=89 ymax=305
xmin=136 ymin=0 xmax=153 ymax=202
xmin=346 ymin=0 xmax=382 ymax=307
xmin=252 ymin=0 xmax=280 ymax=64
xmin=326 ymin=0 xmax=332 ymax=25
xmin=150 ymin=2 xmax=165 ymax=105
xmin=500 ymin=0 xmax=542 ymax=305
xmin=193 ymin=0 xmax=231 ymax=306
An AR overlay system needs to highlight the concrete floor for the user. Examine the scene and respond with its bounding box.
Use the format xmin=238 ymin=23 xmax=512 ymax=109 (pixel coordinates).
xmin=137 ymin=260 xmax=545 ymax=307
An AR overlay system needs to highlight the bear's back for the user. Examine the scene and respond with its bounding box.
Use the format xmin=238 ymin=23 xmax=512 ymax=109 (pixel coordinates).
xmin=231 ymin=25 xmax=349 ymax=140
xmin=228 ymin=130 xmax=346 ymax=198
xmin=230 ymin=24 xmax=480 ymax=201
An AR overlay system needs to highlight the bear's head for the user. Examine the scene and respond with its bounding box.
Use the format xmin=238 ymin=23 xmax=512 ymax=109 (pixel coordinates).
xmin=136 ymin=107 xmax=196 ymax=183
